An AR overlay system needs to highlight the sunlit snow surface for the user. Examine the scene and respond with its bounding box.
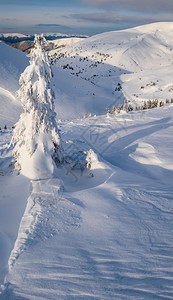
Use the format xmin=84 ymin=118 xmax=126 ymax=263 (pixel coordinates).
xmin=0 ymin=105 xmax=173 ymax=299
xmin=50 ymin=22 xmax=173 ymax=118
xmin=0 ymin=23 xmax=173 ymax=299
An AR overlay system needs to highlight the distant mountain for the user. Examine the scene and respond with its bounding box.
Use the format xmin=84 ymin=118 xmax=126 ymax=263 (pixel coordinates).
xmin=0 ymin=33 xmax=87 ymax=54
xmin=0 ymin=33 xmax=88 ymax=43
xmin=0 ymin=33 xmax=32 ymax=43
xmin=4 ymin=37 xmax=85 ymax=54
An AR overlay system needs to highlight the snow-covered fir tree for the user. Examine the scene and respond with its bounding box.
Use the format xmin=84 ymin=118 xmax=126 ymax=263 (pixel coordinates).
xmin=11 ymin=34 xmax=63 ymax=179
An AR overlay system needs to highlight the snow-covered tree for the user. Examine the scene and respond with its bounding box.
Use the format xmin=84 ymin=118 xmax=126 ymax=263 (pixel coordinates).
xmin=11 ymin=34 xmax=63 ymax=179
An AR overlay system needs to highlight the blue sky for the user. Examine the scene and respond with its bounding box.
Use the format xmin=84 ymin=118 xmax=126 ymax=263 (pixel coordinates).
xmin=0 ymin=0 xmax=173 ymax=35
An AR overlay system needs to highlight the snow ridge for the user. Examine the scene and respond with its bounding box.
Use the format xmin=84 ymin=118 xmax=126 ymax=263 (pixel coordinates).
xmin=7 ymin=178 xmax=65 ymax=270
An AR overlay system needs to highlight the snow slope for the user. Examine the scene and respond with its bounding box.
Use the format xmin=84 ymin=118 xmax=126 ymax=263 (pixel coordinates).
xmin=0 ymin=42 xmax=28 ymax=127
xmin=51 ymin=37 xmax=85 ymax=49
xmin=51 ymin=22 xmax=173 ymax=111
xmin=0 ymin=103 xmax=173 ymax=299
xmin=0 ymin=39 xmax=114 ymax=122
xmin=1 ymin=22 xmax=173 ymax=122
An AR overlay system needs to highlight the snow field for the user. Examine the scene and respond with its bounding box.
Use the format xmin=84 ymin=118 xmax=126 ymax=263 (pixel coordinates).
xmin=1 ymin=103 xmax=173 ymax=298
xmin=0 ymin=23 xmax=173 ymax=299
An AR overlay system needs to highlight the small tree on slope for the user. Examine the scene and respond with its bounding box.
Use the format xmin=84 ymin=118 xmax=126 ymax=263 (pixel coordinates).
xmin=11 ymin=34 xmax=63 ymax=179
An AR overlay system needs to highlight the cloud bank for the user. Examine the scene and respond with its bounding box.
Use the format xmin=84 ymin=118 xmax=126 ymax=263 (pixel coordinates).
xmin=72 ymin=12 xmax=173 ymax=25
xmin=81 ymin=0 xmax=173 ymax=13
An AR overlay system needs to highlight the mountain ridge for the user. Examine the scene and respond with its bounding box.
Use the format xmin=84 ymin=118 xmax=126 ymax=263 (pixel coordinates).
xmin=50 ymin=21 xmax=173 ymax=111
xmin=0 ymin=22 xmax=173 ymax=124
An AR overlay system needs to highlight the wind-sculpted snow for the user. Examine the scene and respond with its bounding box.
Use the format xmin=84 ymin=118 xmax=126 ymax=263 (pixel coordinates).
xmin=7 ymin=178 xmax=81 ymax=271
xmin=1 ymin=103 xmax=173 ymax=299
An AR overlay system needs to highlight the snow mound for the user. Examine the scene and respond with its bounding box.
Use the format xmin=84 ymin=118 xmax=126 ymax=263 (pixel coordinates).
xmin=16 ymin=133 xmax=56 ymax=179
xmin=130 ymin=142 xmax=162 ymax=165
xmin=86 ymin=149 xmax=102 ymax=170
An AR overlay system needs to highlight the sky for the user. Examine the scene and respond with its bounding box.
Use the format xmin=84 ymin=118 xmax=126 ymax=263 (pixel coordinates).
xmin=0 ymin=0 xmax=173 ymax=36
